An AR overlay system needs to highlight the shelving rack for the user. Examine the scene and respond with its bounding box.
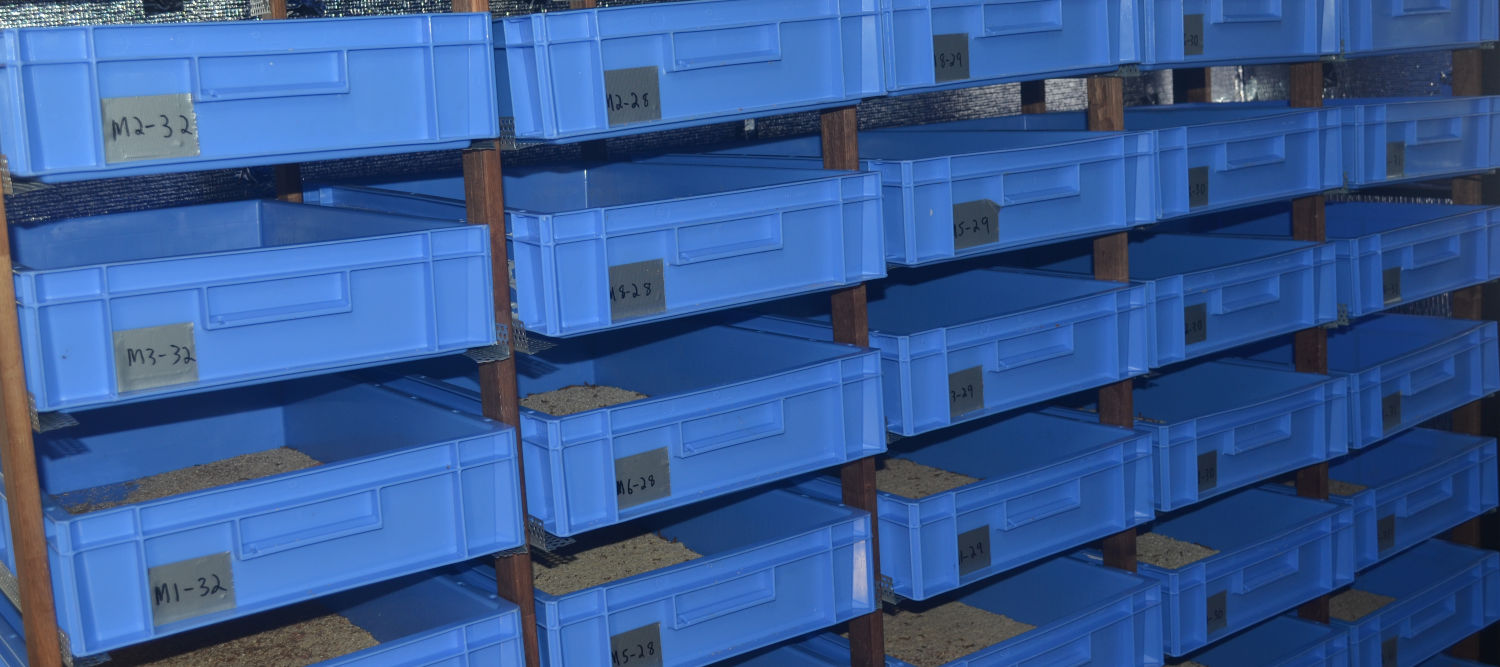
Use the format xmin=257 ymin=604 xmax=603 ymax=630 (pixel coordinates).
xmin=0 ymin=1 xmax=1495 ymax=666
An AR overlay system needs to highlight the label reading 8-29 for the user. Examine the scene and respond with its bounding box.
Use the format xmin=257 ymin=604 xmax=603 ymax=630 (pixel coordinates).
xmin=957 ymin=526 xmax=990 ymax=576
xmin=952 ymin=199 xmax=1001 ymax=250
xmin=101 ymin=94 xmax=200 ymax=164
xmin=932 ymin=33 xmax=971 ymax=83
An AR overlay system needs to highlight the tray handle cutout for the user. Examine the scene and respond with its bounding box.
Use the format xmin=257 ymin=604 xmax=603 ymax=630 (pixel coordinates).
xmin=670 ymin=23 xmax=782 ymax=71
xmin=1002 ymin=479 xmax=1083 ymax=530
xmin=205 ymin=272 xmax=352 ymax=329
xmin=982 ymin=0 xmax=1064 ymax=37
xmin=672 ymin=569 xmax=776 ymax=628
xmin=238 ymin=490 xmax=382 ymax=558
xmin=678 ymin=400 xmax=786 ymax=457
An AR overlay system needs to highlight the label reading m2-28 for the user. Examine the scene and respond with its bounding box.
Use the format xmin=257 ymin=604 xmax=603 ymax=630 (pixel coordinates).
xmin=604 ymin=67 xmax=662 ymax=127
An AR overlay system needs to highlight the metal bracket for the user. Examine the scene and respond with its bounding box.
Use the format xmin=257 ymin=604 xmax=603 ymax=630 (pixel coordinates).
xmin=1323 ymin=304 xmax=1351 ymax=329
xmin=28 ymin=394 xmax=78 ymax=433
xmin=877 ymin=575 xmax=899 ymax=605
xmin=526 ymin=516 xmax=576 ymax=553
xmin=464 ymin=322 xmax=513 ymax=364
xmin=1107 ymin=64 xmax=1141 ymax=78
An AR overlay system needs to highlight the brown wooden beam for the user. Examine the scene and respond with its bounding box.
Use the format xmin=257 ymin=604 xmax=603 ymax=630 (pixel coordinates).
xmin=1020 ymin=80 xmax=1046 ymax=115
xmin=1172 ymin=68 xmax=1211 ymax=104
xmin=0 ymin=187 xmax=63 ymax=667
xmin=265 ymin=0 xmax=304 ymax=203
xmin=822 ymin=105 xmax=883 ymax=667
xmin=461 ymin=144 xmax=541 ymax=667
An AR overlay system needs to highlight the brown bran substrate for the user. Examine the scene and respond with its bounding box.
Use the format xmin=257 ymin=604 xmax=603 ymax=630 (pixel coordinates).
xmin=876 ymin=600 xmax=1034 ymax=667
xmin=520 ymin=384 xmax=648 ymax=416
xmin=874 ymin=457 xmax=979 ymax=499
xmin=107 ymin=606 xmax=376 ymax=666
xmin=533 ymin=532 xmax=700 ymax=596
xmin=1330 ymin=588 xmax=1398 ymax=622
xmin=61 ymin=447 xmax=321 ymax=514
xmin=1137 ymin=532 xmax=1220 ymax=569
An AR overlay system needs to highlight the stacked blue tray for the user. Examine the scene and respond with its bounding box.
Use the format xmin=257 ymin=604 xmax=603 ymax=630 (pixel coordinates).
xmin=1249 ymin=314 xmax=1500 ymax=449
xmin=876 ymin=0 xmax=1136 ymax=95
xmin=1269 ymin=428 xmax=1499 ymax=571
xmin=729 ymin=556 xmax=1163 ymax=667
xmin=1330 ymin=97 xmax=1500 ymax=188
xmin=308 ymin=162 xmax=886 ymax=338
xmin=480 ymin=488 xmax=875 ymax=667
xmin=672 ymin=128 xmax=1157 ymax=266
xmin=1057 ymin=359 xmax=1349 ymax=511
xmin=1074 ymin=488 xmax=1355 ymax=655
xmin=1330 ymin=539 xmax=1499 ymax=667
xmin=12 ymin=200 xmax=496 ymax=413
xmin=493 ymin=0 xmax=883 ymax=142
xmin=377 ymin=322 xmax=884 ymax=537
xmin=1166 ymin=202 xmax=1497 ymax=321
xmin=0 ymin=376 xmax=523 ymax=658
xmin=0 ymin=14 xmax=498 ymax=182
xmin=1017 ymin=232 xmax=1337 ymax=368
xmin=1166 ymin=616 xmax=1352 ymax=667
xmin=884 ymin=103 xmax=1343 ymax=220
xmin=0 ymin=565 xmax=525 ymax=666
xmin=1337 ymin=0 xmax=1498 ymax=58
xmin=796 ymin=410 xmax=1154 ymax=600
xmin=738 ymin=266 xmax=1148 ymax=435
xmin=1138 ymin=0 xmax=1335 ymax=69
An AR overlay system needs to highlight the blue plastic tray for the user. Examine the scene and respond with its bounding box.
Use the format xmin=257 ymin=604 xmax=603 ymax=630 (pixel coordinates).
xmin=1167 ymin=202 xmax=1496 ymax=320
xmin=0 ymin=14 xmax=497 ymax=183
xmin=12 ymin=199 xmax=494 ymax=413
xmin=1420 ymin=656 xmax=1492 ymax=667
xmin=377 ymin=323 xmax=883 ymax=537
xmin=1325 ymin=428 xmax=1497 ymax=571
xmin=1332 ymin=97 xmax=1498 ymax=188
xmin=1060 ymin=359 xmax=1349 ymax=511
xmin=495 ymin=0 xmax=882 ymax=143
xmin=1139 ymin=0 xmax=1336 ymax=69
xmin=877 ymin=0 xmax=1136 ymax=95
xmin=890 ymin=105 xmax=1342 ymax=219
xmin=739 ymin=267 xmax=1149 ymax=436
xmin=0 ymin=377 xmax=522 ymax=658
xmin=1326 ymin=314 xmax=1499 ymax=449
xmin=1330 ymin=540 xmax=1500 ymax=667
xmin=1338 ymin=0 xmax=1499 ymax=58
xmin=1077 ymin=488 xmax=1354 ymax=655
xmin=796 ymin=410 xmax=1154 ymax=600
xmin=1021 ymin=232 xmax=1337 ymax=368
xmin=731 ymin=556 xmax=1162 ymax=667
xmin=308 ymin=161 xmax=885 ymax=338
xmin=1170 ymin=616 xmax=1351 ymax=667
xmin=683 ymin=128 xmax=1157 ymax=266
xmin=0 ymin=565 xmax=523 ymax=666
xmin=485 ymin=488 xmax=874 ymax=667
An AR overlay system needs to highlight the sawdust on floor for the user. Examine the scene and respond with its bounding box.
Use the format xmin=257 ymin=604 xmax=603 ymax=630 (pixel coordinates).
xmin=533 ymin=532 xmax=700 ymax=596
xmin=877 ymin=601 xmax=1034 ymax=667
xmin=520 ymin=384 xmax=648 ymax=416
xmin=1169 ymin=661 xmax=1211 ymax=667
xmin=62 ymin=447 xmax=321 ymax=514
xmin=1330 ymin=588 xmax=1397 ymax=622
xmin=874 ymin=457 xmax=979 ymax=499
xmin=1137 ymin=532 xmax=1220 ymax=569
xmin=109 ymin=612 xmax=377 ymax=666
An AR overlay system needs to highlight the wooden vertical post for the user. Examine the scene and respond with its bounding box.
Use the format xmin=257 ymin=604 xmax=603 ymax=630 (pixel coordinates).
xmin=1286 ymin=59 xmax=1333 ymax=625
xmin=453 ymin=2 xmax=538 ymax=666
xmin=822 ymin=105 xmax=883 ymax=667
xmin=265 ymin=0 xmax=303 ymax=203
xmin=1020 ymin=80 xmax=1046 ymax=115
xmin=1172 ymin=68 xmax=1211 ymax=104
xmin=0 ymin=187 xmax=63 ymax=667
xmin=1085 ymin=74 xmax=1138 ymax=572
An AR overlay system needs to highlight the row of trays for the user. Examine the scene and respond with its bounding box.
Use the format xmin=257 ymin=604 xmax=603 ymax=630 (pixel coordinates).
xmin=4 ymin=0 xmax=1496 ymax=182
xmin=16 ymin=97 xmax=1500 ymax=413
xmin=1 ymin=305 xmax=1491 ymax=660
xmin=0 ymin=421 xmax=1489 ymax=665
